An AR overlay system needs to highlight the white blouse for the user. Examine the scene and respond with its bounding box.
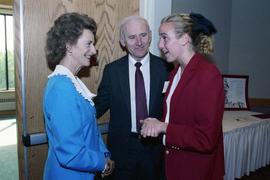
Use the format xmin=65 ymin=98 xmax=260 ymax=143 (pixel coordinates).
xmin=163 ymin=66 xmax=182 ymax=145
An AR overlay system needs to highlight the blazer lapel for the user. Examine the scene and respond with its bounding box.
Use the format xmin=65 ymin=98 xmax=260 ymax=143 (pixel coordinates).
xmin=170 ymin=54 xmax=200 ymax=113
xmin=161 ymin=66 xmax=178 ymax=121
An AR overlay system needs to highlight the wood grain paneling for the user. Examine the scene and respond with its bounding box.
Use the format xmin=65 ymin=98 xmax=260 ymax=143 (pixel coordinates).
xmin=13 ymin=0 xmax=24 ymax=179
xmin=14 ymin=0 xmax=139 ymax=179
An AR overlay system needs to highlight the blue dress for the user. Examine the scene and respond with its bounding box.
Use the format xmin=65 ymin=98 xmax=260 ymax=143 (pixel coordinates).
xmin=43 ymin=75 xmax=109 ymax=180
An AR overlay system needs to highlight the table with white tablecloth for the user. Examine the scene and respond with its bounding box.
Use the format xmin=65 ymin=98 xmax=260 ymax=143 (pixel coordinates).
xmin=223 ymin=111 xmax=270 ymax=180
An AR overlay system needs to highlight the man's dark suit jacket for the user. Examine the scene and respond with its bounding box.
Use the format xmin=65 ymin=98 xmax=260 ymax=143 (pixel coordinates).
xmin=94 ymin=53 xmax=170 ymax=179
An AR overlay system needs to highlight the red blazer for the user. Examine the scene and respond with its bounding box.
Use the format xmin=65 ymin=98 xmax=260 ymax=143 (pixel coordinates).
xmin=163 ymin=53 xmax=225 ymax=180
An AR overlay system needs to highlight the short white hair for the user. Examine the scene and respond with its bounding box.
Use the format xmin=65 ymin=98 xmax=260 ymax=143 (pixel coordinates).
xmin=119 ymin=15 xmax=150 ymax=41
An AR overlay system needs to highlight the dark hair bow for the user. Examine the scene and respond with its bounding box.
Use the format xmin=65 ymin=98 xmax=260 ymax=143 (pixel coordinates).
xmin=190 ymin=13 xmax=217 ymax=35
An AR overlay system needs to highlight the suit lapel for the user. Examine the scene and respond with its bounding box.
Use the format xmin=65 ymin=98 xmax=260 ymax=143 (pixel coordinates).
xmin=118 ymin=56 xmax=131 ymax=113
xmin=149 ymin=55 xmax=161 ymax=115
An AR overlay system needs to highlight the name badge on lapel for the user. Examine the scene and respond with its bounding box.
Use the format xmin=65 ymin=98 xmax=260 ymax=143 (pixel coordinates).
xmin=162 ymin=81 xmax=170 ymax=93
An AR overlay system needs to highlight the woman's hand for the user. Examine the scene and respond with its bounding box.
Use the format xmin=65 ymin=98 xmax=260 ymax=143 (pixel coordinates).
xmin=101 ymin=159 xmax=115 ymax=178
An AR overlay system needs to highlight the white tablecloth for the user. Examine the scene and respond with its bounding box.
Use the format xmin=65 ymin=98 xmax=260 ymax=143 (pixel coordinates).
xmin=223 ymin=111 xmax=270 ymax=180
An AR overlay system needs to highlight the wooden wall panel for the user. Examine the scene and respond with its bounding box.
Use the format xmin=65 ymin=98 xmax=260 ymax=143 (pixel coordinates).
xmin=13 ymin=0 xmax=25 ymax=179
xmin=14 ymin=0 xmax=139 ymax=179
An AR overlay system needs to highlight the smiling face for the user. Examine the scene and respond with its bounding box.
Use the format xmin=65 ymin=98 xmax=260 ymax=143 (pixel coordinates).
xmin=120 ymin=18 xmax=151 ymax=61
xmin=69 ymin=29 xmax=96 ymax=69
xmin=158 ymin=22 xmax=184 ymax=63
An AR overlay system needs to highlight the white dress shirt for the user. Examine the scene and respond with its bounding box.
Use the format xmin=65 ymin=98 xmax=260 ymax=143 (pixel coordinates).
xmin=128 ymin=53 xmax=150 ymax=133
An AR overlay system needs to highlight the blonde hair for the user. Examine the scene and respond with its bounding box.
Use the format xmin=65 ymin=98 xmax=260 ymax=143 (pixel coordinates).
xmin=161 ymin=13 xmax=216 ymax=55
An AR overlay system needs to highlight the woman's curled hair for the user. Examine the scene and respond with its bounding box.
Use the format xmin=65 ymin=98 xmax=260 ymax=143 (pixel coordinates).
xmin=161 ymin=12 xmax=217 ymax=55
xmin=45 ymin=12 xmax=97 ymax=70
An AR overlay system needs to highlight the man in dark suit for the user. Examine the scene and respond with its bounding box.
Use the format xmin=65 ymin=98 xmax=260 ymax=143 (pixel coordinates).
xmin=94 ymin=16 xmax=171 ymax=180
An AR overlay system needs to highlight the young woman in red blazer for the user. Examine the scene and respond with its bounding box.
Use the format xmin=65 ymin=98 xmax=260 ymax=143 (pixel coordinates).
xmin=140 ymin=13 xmax=225 ymax=180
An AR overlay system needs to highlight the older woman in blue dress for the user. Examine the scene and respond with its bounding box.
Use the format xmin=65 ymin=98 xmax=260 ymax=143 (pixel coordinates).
xmin=43 ymin=12 xmax=114 ymax=180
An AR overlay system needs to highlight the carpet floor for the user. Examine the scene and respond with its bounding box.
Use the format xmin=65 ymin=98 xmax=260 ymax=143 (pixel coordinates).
xmin=0 ymin=116 xmax=269 ymax=180
xmin=0 ymin=117 xmax=18 ymax=180
xmin=237 ymin=164 xmax=270 ymax=180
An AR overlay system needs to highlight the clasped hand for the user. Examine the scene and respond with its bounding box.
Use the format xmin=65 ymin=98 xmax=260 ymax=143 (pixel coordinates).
xmin=140 ymin=118 xmax=168 ymax=138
